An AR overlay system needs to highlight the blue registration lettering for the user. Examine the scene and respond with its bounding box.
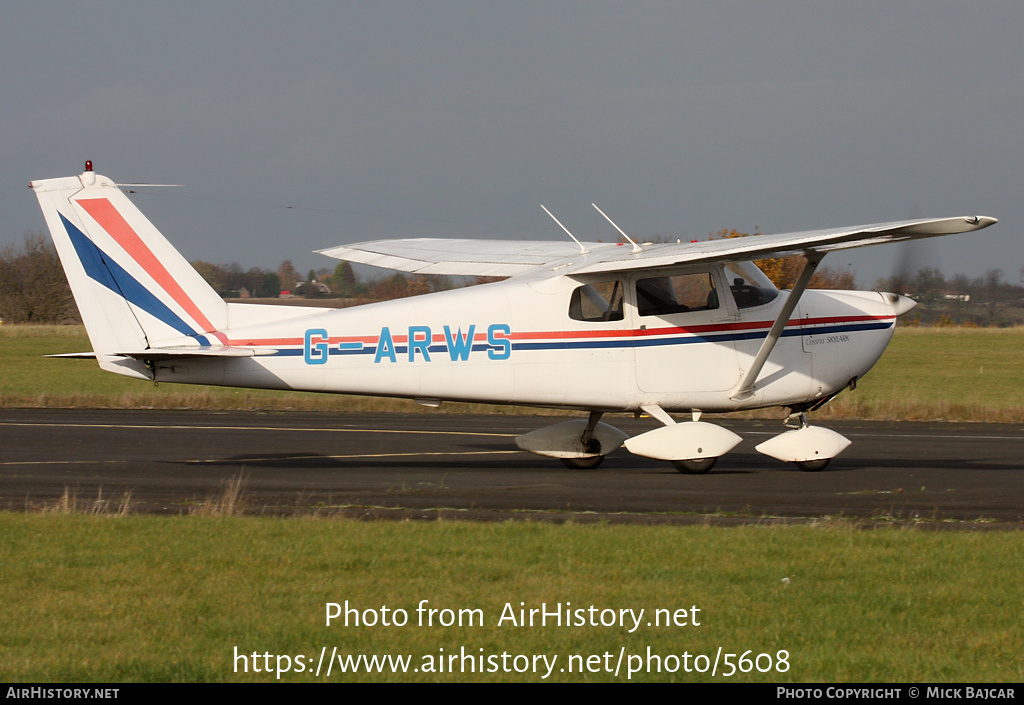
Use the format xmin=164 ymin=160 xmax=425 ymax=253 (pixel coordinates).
xmin=487 ymin=323 xmax=511 ymax=360
xmin=304 ymin=328 xmax=329 ymax=365
xmin=374 ymin=327 xmax=397 ymax=363
xmin=408 ymin=326 xmax=432 ymax=362
xmin=444 ymin=325 xmax=476 ymax=362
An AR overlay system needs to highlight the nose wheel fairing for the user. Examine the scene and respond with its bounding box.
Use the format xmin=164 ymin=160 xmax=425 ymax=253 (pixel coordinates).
xmin=754 ymin=413 xmax=851 ymax=471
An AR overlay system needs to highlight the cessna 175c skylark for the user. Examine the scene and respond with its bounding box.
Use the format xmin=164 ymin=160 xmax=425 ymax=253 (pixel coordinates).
xmin=32 ymin=163 xmax=997 ymax=472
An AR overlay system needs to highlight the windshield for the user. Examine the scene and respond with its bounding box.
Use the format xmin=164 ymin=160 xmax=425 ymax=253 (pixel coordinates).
xmin=723 ymin=261 xmax=779 ymax=309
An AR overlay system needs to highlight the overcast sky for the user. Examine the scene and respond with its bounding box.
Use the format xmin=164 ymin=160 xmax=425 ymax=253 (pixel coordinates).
xmin=3 ymin=2 xmax=1021 ymax=286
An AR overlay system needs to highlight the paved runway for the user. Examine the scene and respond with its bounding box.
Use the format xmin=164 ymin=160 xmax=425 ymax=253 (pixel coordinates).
xmin=1 ymin=409 xmax=1021 ymax=527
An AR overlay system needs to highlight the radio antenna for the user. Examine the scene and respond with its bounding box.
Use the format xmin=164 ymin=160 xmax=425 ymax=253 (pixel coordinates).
xmin=541 ymin=205 xmax=588 ymax=254
xmin=592 ymin=203 xmax=641 ymax=252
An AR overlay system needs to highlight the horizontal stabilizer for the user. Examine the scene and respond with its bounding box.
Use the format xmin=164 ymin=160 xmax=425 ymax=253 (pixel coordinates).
xmin=114 ymin=346 xmax=276 ymax=362
xmin=44 ymin=352 xmax=98 ymax=359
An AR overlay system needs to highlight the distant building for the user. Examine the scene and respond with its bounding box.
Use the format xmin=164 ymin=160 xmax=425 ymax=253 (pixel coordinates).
xmin=294 ymin=281 xmax=332 ymax=297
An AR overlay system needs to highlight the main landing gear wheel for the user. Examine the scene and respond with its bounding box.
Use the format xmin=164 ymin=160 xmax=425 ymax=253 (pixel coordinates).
xmin=793 ymin=458 xmax=830 ymax=472
xmin=672 ymin=457 xmax=717 ymax=474
xmin=561 ymin=456 xmax=605 ymax=470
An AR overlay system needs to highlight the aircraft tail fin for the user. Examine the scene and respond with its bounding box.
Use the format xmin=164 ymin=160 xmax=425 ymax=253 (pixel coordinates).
xmin=31 ymin=165 xmax=228 ymax=378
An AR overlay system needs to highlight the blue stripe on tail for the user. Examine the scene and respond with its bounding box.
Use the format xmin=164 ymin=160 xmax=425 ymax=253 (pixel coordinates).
xmin=60 ymin=213 xmax=208 ymax=343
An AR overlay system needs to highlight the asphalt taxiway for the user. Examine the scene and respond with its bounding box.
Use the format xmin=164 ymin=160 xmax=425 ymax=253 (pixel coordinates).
xmin=1 ymin=409 xmax=1021 ymax=527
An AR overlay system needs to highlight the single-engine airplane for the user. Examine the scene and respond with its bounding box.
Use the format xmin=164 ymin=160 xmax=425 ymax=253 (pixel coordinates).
xmin=32 ymin=163 xmax=997 ymax=472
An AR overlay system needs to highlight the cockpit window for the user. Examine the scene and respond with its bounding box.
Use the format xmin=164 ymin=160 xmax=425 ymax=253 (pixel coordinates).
xmin=569 ymin=280 xmax=624 ymax=322
xmin=723 ymin=261 xmax=779 ymax=309
xmin=636 ymin=272 xmax=718 ymax=317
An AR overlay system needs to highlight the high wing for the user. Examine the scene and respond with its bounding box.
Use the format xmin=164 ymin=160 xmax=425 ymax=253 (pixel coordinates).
xmin=317 ymin=239 xmax=600 ymax=277
xmin=320 ymin=216 xmax=997 ymax=277
xmin=573 ymin=216 xmax=997 ymax=275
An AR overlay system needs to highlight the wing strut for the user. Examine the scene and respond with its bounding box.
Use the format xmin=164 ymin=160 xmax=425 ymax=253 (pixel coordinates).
xmin=731 ymin=251 xmax=825 ymax=401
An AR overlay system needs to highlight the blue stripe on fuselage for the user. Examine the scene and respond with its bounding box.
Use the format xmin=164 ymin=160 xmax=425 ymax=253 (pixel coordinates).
xmin=263 ymin=320 xmax=892 ymax=357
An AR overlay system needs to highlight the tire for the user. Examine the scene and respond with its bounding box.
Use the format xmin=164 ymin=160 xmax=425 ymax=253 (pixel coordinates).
xmin=672 ymin=457 xmax=717 ymax=474
xmin=794 ymin=458 xmax=830 ymax=472
xmin=561 ymin=456 xmax=605 ymax=470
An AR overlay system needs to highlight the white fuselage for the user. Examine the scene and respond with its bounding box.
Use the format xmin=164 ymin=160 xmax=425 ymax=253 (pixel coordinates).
xmin=152 ymin=265 xmax=899 ymax=413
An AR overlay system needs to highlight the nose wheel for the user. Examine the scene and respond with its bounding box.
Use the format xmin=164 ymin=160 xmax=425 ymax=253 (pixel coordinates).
xmin=755 ymin=412 xmax=850 ymax=471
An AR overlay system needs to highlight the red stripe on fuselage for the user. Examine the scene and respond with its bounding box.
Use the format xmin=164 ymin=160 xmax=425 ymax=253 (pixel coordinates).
xmin=509 ymin=314 xmax=892 ymax=341
xmin=77 ymin=198 xmax=217 ymax=334
xmin=220 ymin=314 xmax=892 ymax=349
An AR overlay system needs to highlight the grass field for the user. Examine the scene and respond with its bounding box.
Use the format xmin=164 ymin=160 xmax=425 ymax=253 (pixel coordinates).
xmin=816 ymin=327 xmax=1024 ymax=422
xmin=2 ymin=325 xmax=1022 ymax=421
xmin=0 ymin=514 xmax=1020 ymax=683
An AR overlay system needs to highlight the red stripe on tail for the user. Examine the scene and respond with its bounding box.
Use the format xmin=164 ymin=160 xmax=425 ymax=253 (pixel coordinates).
xmin=77 ymin=198 xmax=217 ymax=333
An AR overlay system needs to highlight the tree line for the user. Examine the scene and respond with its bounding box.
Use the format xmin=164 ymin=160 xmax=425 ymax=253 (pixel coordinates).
xmin=1 ymin=231 xmax=1020 ymax=325
xmin=0 ymin=234 xmax=76 ymax=323
xmin=0 ymin=233 xmax=464 ymax=322
xmin=189 ymin=258 xmax=459 ymax=301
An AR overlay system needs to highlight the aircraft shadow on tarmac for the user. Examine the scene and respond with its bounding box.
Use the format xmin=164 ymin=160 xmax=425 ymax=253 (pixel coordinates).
xmin=180 ymin=450 xmax=790 ymax=475
xmin=175 ymin=447 xmax=1022 ymax=475
xmin=180 ymin=452 xmax=537 ymax=471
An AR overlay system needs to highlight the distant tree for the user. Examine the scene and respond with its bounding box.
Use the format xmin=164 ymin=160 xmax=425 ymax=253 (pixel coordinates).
xmin=949 ymin=273 xmax=972 ymax=298
xmin=404 ymin=276 xmax=431 ymax=298
xmin=982 ymin=269 xmax=1005 ymax=317
xmin=277 ymin=260 xmax=299 ymax=293
xmin=191 ymin=261 xmax=228 ymax=293
xmin=248 ymin=268 xmax=280 ymax=298
xmin=310 ymin=267 xmax=333 ymax=292
xmin=191 ymin=262 xmax=279 ymax=298
xmin=911 ymin=267 xmax=945 ymax=303
xmin=331 ymin=260 xmax=360 ymax=297
xmin=808 ymin=267 xmax=857 ymax=290
xmin=420 ymin=274 xmax=455 ymax=293
xmin=222 ymin=262 xmax=247 ymax=292
xmin=373 ymin=272 xmax=410 ymax=300
xmin=470 ymin=276 xmax=506 ymax=287
xmin=0 ymin=233 xmax=77 ymax=323
xmin=335 ymin=260 xmax=356 ymax=286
